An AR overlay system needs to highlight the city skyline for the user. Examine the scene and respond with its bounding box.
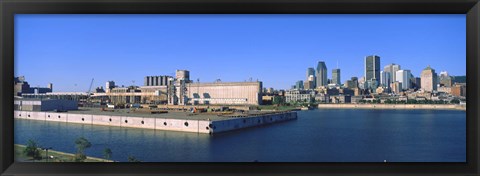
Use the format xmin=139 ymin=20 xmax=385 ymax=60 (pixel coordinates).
xmin=15 ymin=14 xmax=466 ymax=92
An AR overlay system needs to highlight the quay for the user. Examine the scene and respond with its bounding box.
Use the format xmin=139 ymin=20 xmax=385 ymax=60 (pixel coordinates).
xmin=317 ymin=104 xmax=466 ymax=111
xmin=14 ymin=108 xmax=297 ymax=134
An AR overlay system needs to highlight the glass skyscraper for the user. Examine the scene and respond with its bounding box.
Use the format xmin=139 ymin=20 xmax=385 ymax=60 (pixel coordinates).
xmin=316 ymin=61 xmax=328 ymax=88
xmin=365 ymin=55 xmax=380 ymax=83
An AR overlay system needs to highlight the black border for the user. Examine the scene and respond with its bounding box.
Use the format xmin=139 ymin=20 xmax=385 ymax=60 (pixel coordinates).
xmin=1 ymin=0 xmax=479 ymax=175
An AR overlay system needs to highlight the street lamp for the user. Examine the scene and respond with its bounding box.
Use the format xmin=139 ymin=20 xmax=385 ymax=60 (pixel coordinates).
xmin=41 ymin=147 xmax=52 ymax=162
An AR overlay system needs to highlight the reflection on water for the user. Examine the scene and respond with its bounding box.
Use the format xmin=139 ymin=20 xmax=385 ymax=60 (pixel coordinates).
xmin=14 ymin=109 xmax=466 ymax=162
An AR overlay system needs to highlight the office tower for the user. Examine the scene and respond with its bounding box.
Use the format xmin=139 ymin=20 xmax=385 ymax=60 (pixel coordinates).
xmin=415 ymin=77 xmax=421 ymax=89
xmin=380 ymin=71 xmax=391 ymax=88
xmin=332 ymin=69 xmax=340 ymax=85
xmin=395 ymin=70 xmax=411 ymax=90
xmin=384 ymin=63 xmax=401 ymax=84
xmin=365 ymin=55 xmax=380 ymax=83
xmin=391 ymin=81 xmax=402 ymax=94
xmin=421 ymin=65 xmax=438 ymax=92
xmin=296 ymin=80 xmax=304 ymax=90
xmin=306 ymin=67 xmax=316 ymax=88
xmin=439 ymin=71 xmax=452 ymax=87
xmin=106 ymin=81 xmax=115 ymax=93
xmin=316 ymin=61 xmax=328 ymax=88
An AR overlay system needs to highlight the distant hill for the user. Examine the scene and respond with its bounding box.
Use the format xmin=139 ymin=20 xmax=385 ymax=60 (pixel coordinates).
xmin=452 ymin=76 xmax=466 ymax=83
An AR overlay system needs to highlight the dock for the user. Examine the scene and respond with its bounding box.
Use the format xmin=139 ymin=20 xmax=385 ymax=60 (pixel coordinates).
xmin=14 ymin=108 xmax=297 ymax=134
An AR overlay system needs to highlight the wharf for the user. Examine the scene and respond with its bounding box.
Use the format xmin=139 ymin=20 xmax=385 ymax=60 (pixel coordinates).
xmin=14 ymin=108 xmax=297 ymax=134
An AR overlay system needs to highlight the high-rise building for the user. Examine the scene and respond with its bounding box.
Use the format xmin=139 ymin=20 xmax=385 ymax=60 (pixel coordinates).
xmin=306 ymin=68 xmax=316 ymax=88
xmin=395 ymin=70 xmax=411 ymax=90
xmin=415 ymin=77 xmax=421 ymax=89
xmin=439 ymin=71 xmax=452 ymax=87
xmin=106 ymin=81 xmax=115 ymax=93
xmin=316 ymin=61 xmax=328 ymax=88
xmin=365 ymin=55 xmax=380 ymax=83
xmin=332 ymin=69 xmax=340 ymax=85
xmin=384 ymin=63 xmax=401 ymax=84
xmin=380 ymin=71 xmax=391 ymax=88
xmin=295 ymin=80 xmax=304 ymax=90
xmin=391 ymin=81 xmax=402 ymax=94
xmin=421 ymin=65 xmax=437 ymax=92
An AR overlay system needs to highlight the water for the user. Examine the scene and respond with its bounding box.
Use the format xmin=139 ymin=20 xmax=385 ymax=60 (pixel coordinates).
xmin=14 ymin=109 xmax=466 ymax=162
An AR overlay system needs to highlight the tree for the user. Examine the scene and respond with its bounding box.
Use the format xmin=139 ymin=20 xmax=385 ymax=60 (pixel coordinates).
xmin=74 ymin=137 xmax=92 ymax=162
xmin=451 ymin=99 xmax=460 ymax=104
xmin=23 ymin=139 xmax=41 ymax=160
xmin=128 ymin=155 xmax=141 ymax=162
xmin=385 ymin=99 xmax=392 ymax=104
xmin=103 ymin=148 xmax=112 ymax=161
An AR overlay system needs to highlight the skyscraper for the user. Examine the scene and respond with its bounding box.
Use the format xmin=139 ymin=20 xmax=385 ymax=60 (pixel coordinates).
xmin=316 ymin=61 xmax=328 ymax=88
xmin=383 ymin=63 xmax=401 ymax=84
xmin=332 ymin=69 xmax=340 ymax=85
xmin=306 ymin=67 xmax=316 ymax=88
xmin=421 ymin=65 xmax=438 ymax=92
xmin=380 ymin=71 xmax=391 ymax=88
xmin=395 ymin=70 xmax=411 ymax=90
xmin=365 ymin=55 xmax=380 ymax=83
xmin=295 ymin=80 xmax=304 ymax=90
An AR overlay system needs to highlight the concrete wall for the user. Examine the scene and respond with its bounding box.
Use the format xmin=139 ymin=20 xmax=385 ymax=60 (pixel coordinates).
xmin=67 ymin=114 xmax=93 ymax=125
xmin=317 ymin=104 xmax=463 ymax=110
xmin=13 ymin=110 xmax=297 ymax=134
xmin=210 ymin=112 xmax=297 ymax=133
xmin=45 ymin=112 xmax=68 ymax=122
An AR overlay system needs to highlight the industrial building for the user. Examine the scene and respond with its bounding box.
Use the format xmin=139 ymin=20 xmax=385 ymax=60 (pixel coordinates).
xmin=14 ymin=76 xmax=52 ymax=96
xmin=14 ymin=98 xmax=78 ymax=111
xmin=93 ymin=70 xmax=263 ymax=106
xmin=144 ymin=76 xmax=172 ymax=86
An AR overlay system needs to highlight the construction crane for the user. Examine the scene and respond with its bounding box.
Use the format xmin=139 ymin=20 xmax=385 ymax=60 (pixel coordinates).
xmin=87 ymin=78 xmax=94 ymax=95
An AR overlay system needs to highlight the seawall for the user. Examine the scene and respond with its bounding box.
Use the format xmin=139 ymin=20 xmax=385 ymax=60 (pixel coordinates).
xmin=14 ymin=110 xmax=297 ymax=134
xmin=317 ymin=104 xmax=466 ymax=111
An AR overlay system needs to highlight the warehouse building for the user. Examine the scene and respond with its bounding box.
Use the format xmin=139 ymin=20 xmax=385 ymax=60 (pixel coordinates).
xmin=14 ymin=98 xmax=78 ymax=111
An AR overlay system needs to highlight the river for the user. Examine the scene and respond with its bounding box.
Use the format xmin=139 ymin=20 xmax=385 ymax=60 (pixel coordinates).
xmin=14 ymin=109 xmax=466 ymax=162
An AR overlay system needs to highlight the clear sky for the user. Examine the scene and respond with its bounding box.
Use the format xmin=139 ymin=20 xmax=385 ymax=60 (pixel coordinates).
xmin=15 ymin=14 xmax=466 ymax=92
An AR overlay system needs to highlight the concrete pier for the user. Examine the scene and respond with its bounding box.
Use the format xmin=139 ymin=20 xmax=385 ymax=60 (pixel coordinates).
xmin=14 ymin=109 xmax=297 ymax=134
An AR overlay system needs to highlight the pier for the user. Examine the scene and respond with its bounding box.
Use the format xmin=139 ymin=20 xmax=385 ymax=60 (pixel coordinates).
xmin=14 ymin=108 xmax=297 ymax=134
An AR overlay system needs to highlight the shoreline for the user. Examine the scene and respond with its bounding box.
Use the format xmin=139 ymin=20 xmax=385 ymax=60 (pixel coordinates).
xmin=317 ymin=104 xmax=466 ymax=111
xmin=14 ymin=144 xmax=113 ymax=162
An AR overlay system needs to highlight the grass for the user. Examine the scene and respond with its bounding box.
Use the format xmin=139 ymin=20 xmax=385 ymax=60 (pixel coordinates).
xmin=14 ymin=144 xmax=113 ymax=162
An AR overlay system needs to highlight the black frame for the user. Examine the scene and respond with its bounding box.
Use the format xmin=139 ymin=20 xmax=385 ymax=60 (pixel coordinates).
xmin=1 ymin=0 xmax=479 ymax=175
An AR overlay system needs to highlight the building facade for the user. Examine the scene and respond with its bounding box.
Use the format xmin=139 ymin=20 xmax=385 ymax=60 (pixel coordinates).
xmin=316 ymin=61 xmax=328 ymax=88
xmin=285 ymin=89 xmax=315 ymax=103
xmin=306 ymin=67 xmax=316 ymax=88
xmin=384 ymin=63 xmax=401 ymax=85
xmin=365 ymin=55 xmax=380 ymax=83
xmin=395 ymin=69 xmax=411 ymax=90
xmin=332 ymin=69 xmax=341 ymax=85
xmin=144 ymin=76 xmax=172 ymax=86
xmin=421 ymin=65 xmax=438 ymax=92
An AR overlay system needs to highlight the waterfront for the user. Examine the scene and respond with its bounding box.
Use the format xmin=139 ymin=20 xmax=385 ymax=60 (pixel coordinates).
xmin=14 ymin=109 xmax=466 ymax=162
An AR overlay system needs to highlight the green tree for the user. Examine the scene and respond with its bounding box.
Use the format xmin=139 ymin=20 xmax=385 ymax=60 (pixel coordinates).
xmin=23 ymin=139 xmax=41 ymax=160
xmin=74 ymin=137 xmax=92 ymax=162
xmin=385 ymin=99 xmax=392 ymax=104
xmin=103 ymin=148 xmax=112 ymax=161
xmin=128 ymin=155 xmax=141 ymax=162
xmin=451 ymin=99 xmax=460 ymax=104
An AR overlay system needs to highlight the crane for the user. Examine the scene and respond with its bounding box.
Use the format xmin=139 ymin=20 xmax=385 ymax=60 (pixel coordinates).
xmin=87 ymin=78 xmax=94 ymax=95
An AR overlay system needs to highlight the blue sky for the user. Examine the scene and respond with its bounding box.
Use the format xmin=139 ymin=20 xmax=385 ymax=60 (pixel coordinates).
xmin=15 ymin=14 xmax=466 ymax=92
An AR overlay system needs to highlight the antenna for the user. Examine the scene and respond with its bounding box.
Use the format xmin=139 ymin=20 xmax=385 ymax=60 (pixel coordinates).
xmin=337 ymin=60 xmax=338 ymax=69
